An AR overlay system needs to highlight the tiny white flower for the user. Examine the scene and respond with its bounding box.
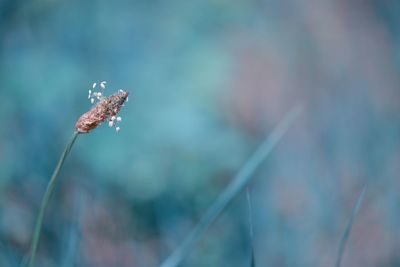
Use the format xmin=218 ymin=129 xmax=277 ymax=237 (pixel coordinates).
xmin=116 ymin=127 xmax=120 ymax=132
xmin=109 ymin=121 xmax=114 ymax=127
xmin=100 ymin=81 xmax=107 ymax=89
xmin=116 ymin=116 xmax=122 ymax=122
xmin=92 ymin=83 xmax=97 ymax=89
xmin=91 ymin=98 xmax=95 ymax=104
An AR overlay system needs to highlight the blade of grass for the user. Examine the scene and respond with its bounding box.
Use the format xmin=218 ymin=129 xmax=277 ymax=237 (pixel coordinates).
xmin=246 ymin=188 xmax=255 ymax=267
xmin=159 ymin=106 xmax=302 ymax=267
xmin=28 ymin=131 xmax=79 ymax=267
xmin=335 ymin=185 xmax=367 ymax=267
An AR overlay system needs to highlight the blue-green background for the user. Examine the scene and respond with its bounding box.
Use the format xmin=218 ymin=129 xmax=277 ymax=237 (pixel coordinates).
xmin=1 ymin=1 xmax=400 ymax=266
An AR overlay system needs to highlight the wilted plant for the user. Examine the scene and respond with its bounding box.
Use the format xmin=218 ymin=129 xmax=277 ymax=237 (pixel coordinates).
xmin=28 ymin=82 xmax=129 ymax=267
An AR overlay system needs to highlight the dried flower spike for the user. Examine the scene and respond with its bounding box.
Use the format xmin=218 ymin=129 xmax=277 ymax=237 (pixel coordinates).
xmin=76 ymin=86 xmax=128 ymax=133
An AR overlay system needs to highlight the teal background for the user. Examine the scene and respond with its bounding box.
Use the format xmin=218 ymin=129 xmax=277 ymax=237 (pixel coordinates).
xmin=1 ymin=1 xmax=400 ymax=266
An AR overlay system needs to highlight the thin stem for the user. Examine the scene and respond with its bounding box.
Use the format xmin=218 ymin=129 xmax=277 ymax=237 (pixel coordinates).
xmin=28 ymin=131 xmax=80 ymax=267
xmin=335 ymin=185 xmax=367 ymax=267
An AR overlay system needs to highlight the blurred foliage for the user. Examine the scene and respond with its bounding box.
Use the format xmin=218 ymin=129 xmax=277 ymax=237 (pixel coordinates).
xmin=0 ymin=0 xmax=400 ymax=266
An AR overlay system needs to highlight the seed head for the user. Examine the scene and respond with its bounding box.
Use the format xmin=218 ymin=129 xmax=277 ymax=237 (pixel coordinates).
xmin=76 ymin=88 xmax=129 ymax=134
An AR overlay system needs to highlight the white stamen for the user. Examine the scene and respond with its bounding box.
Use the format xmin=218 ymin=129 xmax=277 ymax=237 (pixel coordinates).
xmin=109 ymin=121 xmax=114 ymax=127
xmin=111 ymin=116 xmax=116 ymax=121
xmin=92 ymin=83 xmax=97 ymax=89
xmin=91 ymin=98 xmax=95 ymax=104
xmin=126 ymin=97 xmax=129 ymax=102
xmin=116 ymin=116 xmax=122 ymax=122
xmin=100 ymin=81 xmax=107 ymax=89
xmin=116 ymin=127 xmax=120 ymax=132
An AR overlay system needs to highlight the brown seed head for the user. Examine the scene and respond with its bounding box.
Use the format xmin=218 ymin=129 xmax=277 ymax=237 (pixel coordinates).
xmin=76 ymin=90 xmax=129 ymax=133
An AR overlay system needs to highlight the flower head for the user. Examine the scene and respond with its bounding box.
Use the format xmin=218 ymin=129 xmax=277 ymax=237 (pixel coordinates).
xmin=76 ymin=82 xmax=128 ymax=133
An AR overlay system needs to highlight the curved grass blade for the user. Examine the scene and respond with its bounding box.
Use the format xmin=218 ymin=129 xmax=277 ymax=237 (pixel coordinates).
xmin=335 ymin=185 xmax=367 ymax=267
xmin=159 ymin=106 xmax=302 ymax=267
xmin=28 ymin=131 xmax=79 ymax=267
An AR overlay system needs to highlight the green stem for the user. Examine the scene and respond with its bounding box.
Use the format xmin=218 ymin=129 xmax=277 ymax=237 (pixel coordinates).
xmin=28 ymin=131 xmax=80 ymax=267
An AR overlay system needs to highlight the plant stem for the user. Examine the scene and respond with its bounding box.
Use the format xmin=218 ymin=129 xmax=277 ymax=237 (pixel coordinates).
xmin=335 ymin=185 xmax=366 ymax=267
xmin=28 ymin=131 xmax=80 ymax=267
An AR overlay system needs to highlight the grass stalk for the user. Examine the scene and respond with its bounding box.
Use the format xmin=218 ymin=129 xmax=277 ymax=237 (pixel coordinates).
xmin=335 ymin=185 xmax=367 ymax=267
xmin=28 ymin=131 xmax=80 ymax=267
xmin=159 ymin=106 xmax=302 ymax=267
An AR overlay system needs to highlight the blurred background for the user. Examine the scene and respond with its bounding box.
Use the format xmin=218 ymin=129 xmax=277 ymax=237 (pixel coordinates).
xmin=1 ymin=0 xmax=400 ymax=266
